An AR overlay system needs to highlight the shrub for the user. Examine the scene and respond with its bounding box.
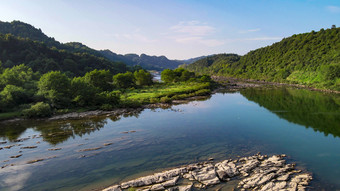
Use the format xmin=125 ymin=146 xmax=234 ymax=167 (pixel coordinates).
xmin=160 ymin=96 xmax=172 ymax=103
xmin=22 ymin=102 xmax=52 ymax=118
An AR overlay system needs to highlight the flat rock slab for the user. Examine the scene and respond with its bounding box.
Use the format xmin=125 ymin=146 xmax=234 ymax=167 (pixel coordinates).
xmin=102 ymin=154 xmax=312 ymax=191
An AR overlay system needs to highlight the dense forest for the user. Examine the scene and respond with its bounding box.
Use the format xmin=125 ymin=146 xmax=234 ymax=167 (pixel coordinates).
xmin=0 ymin=34 xmax=128 ymax=76
xmin=183 ymin=27 xmax=340 ymax=91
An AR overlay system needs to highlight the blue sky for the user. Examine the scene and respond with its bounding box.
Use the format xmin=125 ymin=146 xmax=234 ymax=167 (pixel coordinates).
xmin=0 ymin=0 xmax=339 ymax=59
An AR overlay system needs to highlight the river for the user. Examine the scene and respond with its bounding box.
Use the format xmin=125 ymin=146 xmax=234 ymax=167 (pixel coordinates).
xmin=0 ymin=87 xmax=339 ymax=190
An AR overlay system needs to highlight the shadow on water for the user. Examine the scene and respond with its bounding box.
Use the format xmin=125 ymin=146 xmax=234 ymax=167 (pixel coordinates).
xmin=240 ymin=87 xmax=340 ymax=138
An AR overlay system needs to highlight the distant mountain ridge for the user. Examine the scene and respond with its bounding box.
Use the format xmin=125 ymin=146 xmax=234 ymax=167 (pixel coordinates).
xmin=0 ymin=20 xmax=202 ymax=71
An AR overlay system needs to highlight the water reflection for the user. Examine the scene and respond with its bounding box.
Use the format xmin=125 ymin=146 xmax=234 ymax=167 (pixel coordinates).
xmin=240 ymin=87 xmax=340 ymax=137
xmin=0 ymin=110 xmax=144 ymax=145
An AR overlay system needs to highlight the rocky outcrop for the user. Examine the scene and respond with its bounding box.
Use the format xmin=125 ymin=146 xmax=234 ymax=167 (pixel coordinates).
xmin=103 ymin=154 xmax=312 ymax=191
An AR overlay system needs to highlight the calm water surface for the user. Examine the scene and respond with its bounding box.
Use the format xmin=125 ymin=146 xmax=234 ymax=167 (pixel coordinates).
xmin=0 ymin=87 xmax=340 ymax=191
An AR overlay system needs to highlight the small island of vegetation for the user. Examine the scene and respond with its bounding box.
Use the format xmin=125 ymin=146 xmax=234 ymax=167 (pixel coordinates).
xmin=0 ymin=65 xmax=214 ymax=120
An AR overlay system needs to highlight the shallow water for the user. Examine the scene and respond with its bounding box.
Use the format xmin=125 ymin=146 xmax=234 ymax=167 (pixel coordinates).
xmin=0 ymin=87 xmax=339 ymax=190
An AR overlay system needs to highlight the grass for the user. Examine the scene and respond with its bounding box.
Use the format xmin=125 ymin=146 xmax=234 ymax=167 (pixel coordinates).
xmin=121 ymin=82 xmax=212 ymax=104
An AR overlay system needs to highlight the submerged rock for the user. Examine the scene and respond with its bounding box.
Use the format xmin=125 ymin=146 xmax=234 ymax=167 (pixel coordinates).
xmin=102 ymin=154 xmax=312 ymax=191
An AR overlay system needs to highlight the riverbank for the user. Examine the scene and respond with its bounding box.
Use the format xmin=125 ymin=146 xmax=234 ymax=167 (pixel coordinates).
xmin=102 ymin=153 xmax=312 ymax=191
xmin=212 ymin=76 xmax=340 ymax=94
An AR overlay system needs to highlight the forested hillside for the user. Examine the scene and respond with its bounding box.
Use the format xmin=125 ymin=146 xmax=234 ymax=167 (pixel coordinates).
xmin=184 ymin=27 xmax=340 ymax=91
xmin=0 ymin=20 xmax=193 ymax=71
xmin=181 ymin=54 xmax=240 ymax=75
xmin=0 ymin=34 xmax=128 ymax=76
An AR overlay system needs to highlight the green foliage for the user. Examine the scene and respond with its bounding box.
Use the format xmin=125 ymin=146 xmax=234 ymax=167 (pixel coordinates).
xmin=134 ymin=69 xmax=153 ymax=86
xmin=161 ymin=68 xmax=195 ymax=83
xmin=113 ymin=72 xmax=135 ymax=88
xmin=160 ymin=96 xmax=171 ymax=103
xmin=0 ymin=34 xmax=128 ymax=76
xmin=38 ymin=71 xmax=71 ymax=108
xmin=0 ymin=64 xmax=38 ymax=90
xmin=185 ymin=28 xmax=340 ymax=90
xmin=161 ymin=69 xmax=176 ymax=83
xmin=71 ymin=77 xmax=98 ymax=107
xmin=97 ymin=91 xmax=121 ymax=106
xmin=84 ymin=69 xmax=113 ymax=91
xmin=22 ymin=102 xmax=52 ymax=118
xmin=0 ymin=85 xmax=28 ymax=109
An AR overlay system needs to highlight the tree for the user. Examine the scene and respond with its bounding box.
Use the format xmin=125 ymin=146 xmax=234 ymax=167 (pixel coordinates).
xmin=37 ymin=71 xmax=71 ymax=108
xmin=71 ymin=77 xmax=98 ymax=106
xmin=161 ymin=69 xmax=175 ymax=83
xmin=0 ymin=85 xmax=28 ymax=108
xmin=134 ymin=69 xmax=153 ymax=86
xmin=84 ymin=69 xmax=113 ymax=91
xmin=113 ymin=72 xmax=135 ymax=88
xmin=0 ymin=64 xmax=36 ymax=89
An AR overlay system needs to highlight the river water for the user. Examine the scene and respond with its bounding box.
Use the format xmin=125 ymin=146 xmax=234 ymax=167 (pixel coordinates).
xmin=0 ymin=87 xmax=339 ymax=191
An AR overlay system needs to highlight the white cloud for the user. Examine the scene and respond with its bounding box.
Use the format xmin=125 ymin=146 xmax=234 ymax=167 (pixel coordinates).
xmin=169 ymin=21 xmax=224 ymax=47
xmin=239 ymin=28 xmax=261 ymax=34
xmin=326 ymin=5 xmax=340 ymax=13
xmin=170 ymin=21 xmax=216 ymax=36
xmin=113 ymin=29 xmax=156 ymax=43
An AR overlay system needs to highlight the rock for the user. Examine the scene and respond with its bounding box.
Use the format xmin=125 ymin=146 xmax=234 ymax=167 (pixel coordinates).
xmin=102 ymin=154 xmax=313 ymax=191
xmin=4 ymin=145 xmax=15 ymax=149
xmin=27 ymin=158 xmax=44 ymax=164
xmin=215 ymin=160 xmax=239 ymax=180
xmin=0 ymin=141 xmax=7 ymax=144
xmin=102 ymin=185 xmax=122 ymax=191
xmin=104 ymin=143 xmax=113 ymax=146
xmin=178 ymin=184 xmax=193 ymax=191
xmin=48 ymin=148 xmax=62 ymax=151
xmin=20 ymin=146 xmax=37 ymax=149
xmin=162 ymin=176 xmax=179 ymax=187
xmin=121 ymin=167 xmax=187 ymax=189
xmin=191 ymin=164 xmax=220 ymax=186
xmin=150 ymin=183 xmax=165 ymax=191
xmin=10 ymin=154 xmax=22 ymax=158
xmin=78 ymin=147 xmax=102 ymax=152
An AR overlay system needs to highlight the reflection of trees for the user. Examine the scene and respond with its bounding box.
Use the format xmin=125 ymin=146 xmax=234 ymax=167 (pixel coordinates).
xmin=0 ymin=123 xmax=27 ymax=141
xmin=35 ymin=118 xmax=108 ymax=145
xmin=0 ymin=109 xmax=145 ymax=145
xmin=241 ymin=87 xmax=340 ymax=137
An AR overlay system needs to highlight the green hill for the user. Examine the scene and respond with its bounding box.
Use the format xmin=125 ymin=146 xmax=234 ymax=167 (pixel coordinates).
xmin=184 ymin=28 xmax=340 ymax=91
xmin=0 ymin=34 xmax=128 ymax=76
xmin=0 ymin=20 xmax=191 ymax=71
xmin=181 ymin=53 xmax=240 ymax=75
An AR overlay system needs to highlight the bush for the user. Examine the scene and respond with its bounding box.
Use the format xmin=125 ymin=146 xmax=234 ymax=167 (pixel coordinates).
xmin=149 ymin=97 xmax=159 ymax=103
xmin=22 ymin=102 xmax=52 ymax=118
xmin=194 ymin=89 xmax=211 ymax=96
xmin=160 ymin=96 xmax=172 ymax=103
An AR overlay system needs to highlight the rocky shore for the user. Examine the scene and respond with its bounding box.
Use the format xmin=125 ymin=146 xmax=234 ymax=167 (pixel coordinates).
xmin=102 ymin=154 xmax=312 ymax=191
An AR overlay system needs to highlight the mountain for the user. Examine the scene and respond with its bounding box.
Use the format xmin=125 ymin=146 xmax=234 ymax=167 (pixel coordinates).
xmin=0 ymin=34 xmax=128 ymax=76
xmin=0 ymin=20 xmax=128 ymax=76
xmin=184 ymin=27 xmax=340 ymax=91
xmin=99 ymin=49 xmax=203 ymax=71
xmin=0 ymin=20 xmax=200 ymax=71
